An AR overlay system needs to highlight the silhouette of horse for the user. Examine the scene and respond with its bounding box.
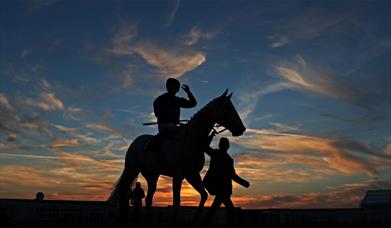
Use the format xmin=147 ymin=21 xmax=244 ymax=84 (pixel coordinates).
xmin=108 ymin=90 xmax=245 ymax=215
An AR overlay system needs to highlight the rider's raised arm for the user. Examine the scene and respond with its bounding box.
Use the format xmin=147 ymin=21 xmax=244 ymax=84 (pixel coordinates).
xmin=178 ymin=84 xmax=197 ymax=108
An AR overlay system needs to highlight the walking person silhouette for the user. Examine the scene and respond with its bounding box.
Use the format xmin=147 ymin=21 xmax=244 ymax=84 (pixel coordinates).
xmin=202 ymin=131 xmax=250 ymax=226
xmin=130 ymin=182 xmax=145 ymax=223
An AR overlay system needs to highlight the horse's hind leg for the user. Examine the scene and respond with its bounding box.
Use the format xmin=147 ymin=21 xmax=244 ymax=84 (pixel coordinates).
xmin=186 ymin=173 xmax=208 ymax=222
xmin=142 ymin=171 xmax=159 ymax=208
xmin=173 ymin=177 xmax=184 ymax=207
xmin=186 ymin=173 xmax=208 ymax=207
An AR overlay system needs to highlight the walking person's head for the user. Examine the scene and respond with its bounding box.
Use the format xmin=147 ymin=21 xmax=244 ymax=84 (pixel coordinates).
xmin=166 ymin=78 xmax=180 ymax=94
xmin=219 ymin=137 xmax=230 ymax=151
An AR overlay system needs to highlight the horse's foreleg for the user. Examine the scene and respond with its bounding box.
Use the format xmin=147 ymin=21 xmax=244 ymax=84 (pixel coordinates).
xmin=186 ymin=174 xmax=208 ymax=208
xmin=172 ymin=177 xmax=183 ymax=222
xmin=172 ymin=177 xmax=183 ymax=207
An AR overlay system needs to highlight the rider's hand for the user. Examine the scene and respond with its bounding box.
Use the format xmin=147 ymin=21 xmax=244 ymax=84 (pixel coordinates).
xmin=182 ymin=84 xmax=191 ymax=93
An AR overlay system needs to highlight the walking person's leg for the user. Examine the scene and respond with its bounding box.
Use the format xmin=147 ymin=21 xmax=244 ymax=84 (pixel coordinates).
xmin=203 ymin=195 xmax=223 ymax=225
xmin=222 ymin=196 xmax=235 ymax=225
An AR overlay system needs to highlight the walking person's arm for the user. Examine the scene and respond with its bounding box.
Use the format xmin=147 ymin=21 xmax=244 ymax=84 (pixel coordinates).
xmin=204 ymin=130 xmax=218 ymax=157
xmin=232 ymin=171 xmax=250 ymax=188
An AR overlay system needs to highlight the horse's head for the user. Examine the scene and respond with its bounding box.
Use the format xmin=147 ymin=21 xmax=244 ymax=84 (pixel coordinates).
xmin=213 ymin=90 xmax=246 ymax=136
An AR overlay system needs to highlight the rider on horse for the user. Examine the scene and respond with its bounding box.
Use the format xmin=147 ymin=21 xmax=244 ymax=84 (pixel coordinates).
xmin=148 ymin=78 xmax=197 ymax=150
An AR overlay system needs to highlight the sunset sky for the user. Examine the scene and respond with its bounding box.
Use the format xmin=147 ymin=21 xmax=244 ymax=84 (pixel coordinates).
xmin=1 ymin=0 xmax=390 ymax=209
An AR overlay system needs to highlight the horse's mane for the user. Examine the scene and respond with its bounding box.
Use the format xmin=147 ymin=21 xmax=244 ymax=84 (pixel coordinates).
xmin=188 ymin=95 xmax=222 ymax=125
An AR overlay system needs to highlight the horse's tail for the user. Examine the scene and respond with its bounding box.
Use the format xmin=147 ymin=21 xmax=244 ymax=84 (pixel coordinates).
xmin=107 ymin=165 xmax=138 ymax=204
xmin=107 ymin=135 xmax=151 ymax=205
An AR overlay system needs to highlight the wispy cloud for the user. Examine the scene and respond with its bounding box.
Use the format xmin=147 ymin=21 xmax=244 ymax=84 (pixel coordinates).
xmin=86 ymin=123 xmax=115 ymax=134
xmin=17 ymin=92 xmax=64 ymax=111
xmin=51 ymin=139 xmax=81 ymax=148
xmin=134 ymin=42 xmax=206 ymax=78
xmin=268 ymin=8 xmax=347 ymax=48
xmin=108 ymin=23 xmax=206 ymax=78
xmin=0 ymin=152 xmax=122 ymax=200
xmin=20 ymin=49 xmax=30 ymax=58
xmin=41 ymin=92 xmax=64 ymax=110
xmin=0 ymin=93 xmax=14 ymax=111
xmin=63 ymin=106 xmax=85 ymax=120
xmin=385 ymin=144 xmax=391 ymax=155
xmin=183 ymin=26 xmax=218 ymax=46
xmin=165 ymin=0 xmax=180 ymax=27
xmin=0 ymin=94 xmax=52 ymax=138
xmin=230 ymin=127 xmax=389 ymax=176
xmin=269 ymin=36 xmax=290 ymax=48
xmin=109 ymin=24 xmax=138 ymax=55
xmin=85 ymin=123 xmax=124 ymax=140
xmin=53 ymin=124 xmax=77 ymax=134
xmin=276 ymin=56 xmax=354 ymax=100
xmin=237 ymin=81 xmax=295 ymax=125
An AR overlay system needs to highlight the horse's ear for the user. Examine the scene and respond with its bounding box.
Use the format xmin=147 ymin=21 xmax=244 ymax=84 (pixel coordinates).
xmin=222 ymin=89 xmax=228 ymax=97
xmin=227 ymin=92 xmax=232 ymax=99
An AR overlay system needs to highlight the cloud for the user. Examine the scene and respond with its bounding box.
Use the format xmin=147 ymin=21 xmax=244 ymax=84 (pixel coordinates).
xmin=0 ymin=93 xmax=14 ymax=111
xmin=165 ymin=0 xmax=180 ymax=27
xmin=21 ymin=49 xmax=30 ymax=58
xmin=0 ymin=143 xmax=10 ymax=150
xmin=253 ymin=114 xmax=273 ymax=122
xmin=230 ymin=127 xmax=384 ymax=176
xmin=385 ymin=144 xmax=391 ymax=156
xmin=53 ymin=124 xmax=77 ymax=134
xmin=39 ymin=78 xmax=51 ymax=90
xmin=109 ymin=24 xmax=138 ymax=55
xmin=183 ymin=26 xmax=218 ymax=46
xmin=0 ymin=152 xmax=122 ymax=200
xmin=53 ymin=124 xmax=101 ymax=145
xmin=274 ymin=55 xmax=375 ymax=109
xmin=86 ymin=123 xmax=115 ymax=133
xmin=237 ymin=81 xmax=296 ymax=124
xmin=235 ymin=153 xmax=330 ymax=183
xmin=119 ymin=71 xmax=133 ymax=90
xmin=0 ymin=96 xmax=53 ymax=139
xmin=20 ymin=119 xmax=53 ymax=138
xmin=41 ymin=92 xmax=64 ymax=110
xmin=268 ymin=9 xmax=347 ymax=48
xmin=51 ymin=139 xmax=81 ymax=148
xmin=63 ymin=106 xmax=85 ymax=120
xmin=85 ymin=123 xmax=124 ymax=140
xmin=133 ymin=42 xmax=206 ymax=78
xmin=269 ymin=36 xmax=290 ymax=48
xmin=17 ymin=92 xmax=64 ymax=111
xmin=7 ymin=133 xmax=17 ymax=141
xmin=0 ymin=166 xmax=58 ymax=190
xmin=108 ymin=23 xmax=206 ymax=78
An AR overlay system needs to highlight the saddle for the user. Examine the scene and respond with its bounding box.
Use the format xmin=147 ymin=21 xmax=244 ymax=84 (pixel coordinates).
xmin=144 ymin=126 xmax=182 ymax=152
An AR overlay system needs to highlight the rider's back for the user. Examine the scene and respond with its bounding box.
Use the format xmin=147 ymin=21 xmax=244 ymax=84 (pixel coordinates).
xmin=153 ymin=92 xmax=196 ymax=124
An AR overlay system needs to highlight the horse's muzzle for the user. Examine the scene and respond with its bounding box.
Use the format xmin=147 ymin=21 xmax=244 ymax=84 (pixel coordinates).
xmin=232 ymin=127 xmax=246 ymax=136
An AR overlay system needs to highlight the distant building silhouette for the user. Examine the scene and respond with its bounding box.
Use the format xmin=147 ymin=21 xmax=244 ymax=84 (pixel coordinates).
xmin=361 ymin=190 xmax=391 ymax=209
